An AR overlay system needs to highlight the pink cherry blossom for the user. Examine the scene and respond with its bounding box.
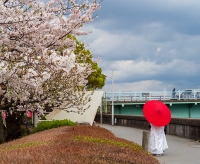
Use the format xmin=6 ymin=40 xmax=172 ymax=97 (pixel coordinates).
xmin=0 ymin=0 xmax=100 ymax=116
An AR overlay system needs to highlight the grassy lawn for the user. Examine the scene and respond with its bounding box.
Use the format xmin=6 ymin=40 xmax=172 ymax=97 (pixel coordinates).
xmin=0 ymin=125 xmax=159 ymax=164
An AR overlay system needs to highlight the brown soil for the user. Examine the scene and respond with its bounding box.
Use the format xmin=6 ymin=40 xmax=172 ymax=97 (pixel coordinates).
xmin=0 ymin=125 xmax=160 ymax=164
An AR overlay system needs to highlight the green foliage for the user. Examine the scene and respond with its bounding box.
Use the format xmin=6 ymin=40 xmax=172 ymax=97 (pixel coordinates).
xmin=21 ymin=125 xmax=30 ymax=137
xmin=34 ymin=119 xmax=77 ymax=133
xmin=74 ymin=135 xmax=143 ymax=151
xmin=40 ymin=115 xmax=47 ymax=120
xmin=67 ymin=34 xmax=106 ymax=90
xmin=86 ymin=62 xmax=106 ymax=90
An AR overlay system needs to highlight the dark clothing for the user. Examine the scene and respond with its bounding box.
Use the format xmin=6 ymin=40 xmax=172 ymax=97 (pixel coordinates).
xmin=172 ymin=88 xmax=176 ymax=99
xmin=164 ymin=126 xmax=167 ymax=134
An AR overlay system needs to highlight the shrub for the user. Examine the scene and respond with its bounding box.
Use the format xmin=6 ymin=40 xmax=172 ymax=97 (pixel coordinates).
xmin=33 ymin=119 xmax=77 ymax=133
xmin=40 ymin=115 xmax=47 ymax=120
xmin=21 ymin=125 xmax=30 ymax=137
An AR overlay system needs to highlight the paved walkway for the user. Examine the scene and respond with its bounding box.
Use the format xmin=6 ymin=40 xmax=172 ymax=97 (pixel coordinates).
xmin=98 ymin=124 xmax=200 ymax=164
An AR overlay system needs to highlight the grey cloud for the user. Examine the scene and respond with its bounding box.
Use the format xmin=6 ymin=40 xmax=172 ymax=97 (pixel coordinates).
xmin=90 ymin=0 xmax=200 ymax=91
xmin=96 ymin=0 xmax=200 ymax=36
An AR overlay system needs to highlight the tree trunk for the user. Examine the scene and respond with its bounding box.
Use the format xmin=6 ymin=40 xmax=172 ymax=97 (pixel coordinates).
xmin=0 ymin=112 xmax=7 ymax=144
xmin=6 ymin=111 xmax=25 ymax=142
xmin=0 ymin=110 xmax=28 ymax=143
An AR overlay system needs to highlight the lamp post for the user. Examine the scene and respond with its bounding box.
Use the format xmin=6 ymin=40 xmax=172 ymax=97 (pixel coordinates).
xmin=111 ymin=70 xmax=114 ymax=125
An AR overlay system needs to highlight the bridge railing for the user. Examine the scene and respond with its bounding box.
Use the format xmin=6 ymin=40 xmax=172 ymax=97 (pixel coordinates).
xmin=103 ymin=90 xmax=200 ymax=101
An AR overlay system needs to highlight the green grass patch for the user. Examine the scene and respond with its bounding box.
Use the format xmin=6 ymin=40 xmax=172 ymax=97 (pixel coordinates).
xmin=34 ymin=119 xmax=77 ymax=133
xmin=0 ymin=140 xmax=54 ymax=152
xmin=74 ymin=135 xmax=143 ymax=151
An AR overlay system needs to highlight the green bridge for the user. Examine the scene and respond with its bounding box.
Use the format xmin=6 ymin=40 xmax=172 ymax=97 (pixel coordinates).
xmin=100 ymin=90 xmax=200 ymax=118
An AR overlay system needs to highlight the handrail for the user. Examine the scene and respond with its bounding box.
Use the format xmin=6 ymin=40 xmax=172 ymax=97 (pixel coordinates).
xmin=103 ymin=90 xmax=200 ymax=101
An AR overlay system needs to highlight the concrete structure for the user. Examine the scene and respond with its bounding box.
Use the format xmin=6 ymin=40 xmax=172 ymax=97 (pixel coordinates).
xmin=97 ymin=91 xmax=200 ymax=141
xmin=102 ymin=90 xmax=200 ymax=118
xmin=142 ymin=131 xmax=150 ymax=151
xmin=95 ymin=114 xmax=200 ymax=140
xmin=45 ymin=91 xmax=103 ymax=126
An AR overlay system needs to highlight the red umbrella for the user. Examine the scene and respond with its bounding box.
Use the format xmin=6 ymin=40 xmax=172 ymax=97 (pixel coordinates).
xmin=143 ymin=100 xmax=171 ymax=126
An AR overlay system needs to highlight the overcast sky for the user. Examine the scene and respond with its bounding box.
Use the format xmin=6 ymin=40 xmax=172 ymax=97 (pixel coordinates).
xmin=45 ymin=0 xmax=200 ymax=92
xmin=77 ymin=0 xmax=200 ymax=92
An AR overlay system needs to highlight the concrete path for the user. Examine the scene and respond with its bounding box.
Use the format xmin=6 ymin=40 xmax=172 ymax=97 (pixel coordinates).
xmin=98 ymin=124 xmax=200 ymax=164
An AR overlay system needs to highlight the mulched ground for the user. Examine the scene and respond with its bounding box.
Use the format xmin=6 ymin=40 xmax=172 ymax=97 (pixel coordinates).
xmin=0 ymin=125 xmax=160 ymax=164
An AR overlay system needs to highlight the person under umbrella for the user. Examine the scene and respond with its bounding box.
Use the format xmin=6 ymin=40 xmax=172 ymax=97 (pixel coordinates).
xmin=143 ymin=100 xmax=171 ymax=156
xmin=149 ymin=123 xmax=168 ymax=156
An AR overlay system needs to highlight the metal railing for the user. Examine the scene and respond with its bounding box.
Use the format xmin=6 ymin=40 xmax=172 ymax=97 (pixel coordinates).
xmin=103 ymin=89 xmax=200 ymax=101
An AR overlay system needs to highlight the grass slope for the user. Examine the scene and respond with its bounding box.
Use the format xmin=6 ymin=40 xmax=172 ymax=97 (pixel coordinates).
xmin=0 ymin=125 xmax=160 ymax=164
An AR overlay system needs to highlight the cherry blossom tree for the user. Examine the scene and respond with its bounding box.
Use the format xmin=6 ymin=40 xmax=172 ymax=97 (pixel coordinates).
xmin=0 ymin=0 xmax=100 ymax=141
